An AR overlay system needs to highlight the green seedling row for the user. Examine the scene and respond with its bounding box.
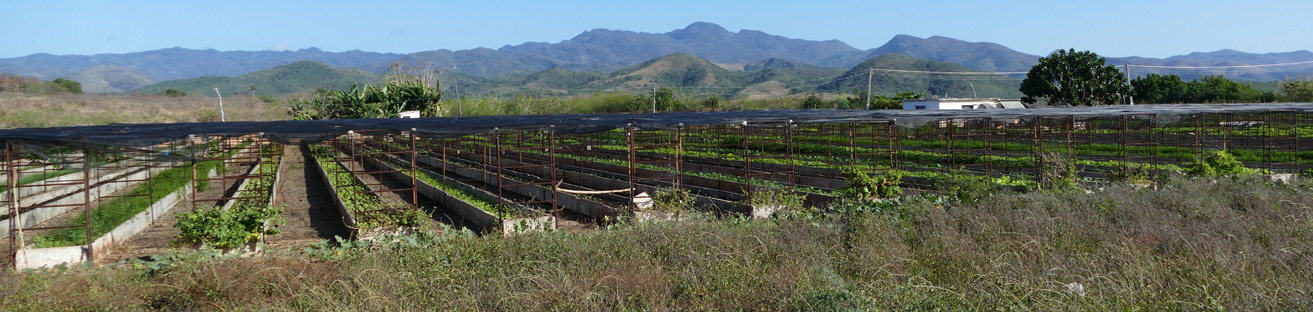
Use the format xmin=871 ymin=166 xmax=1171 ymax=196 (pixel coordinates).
xmin=310 ymin=145 xmax=422 ymax=231
xmin=373 ymin=154 xmax=538 ymax=219
xmin=31 ymin=142 xmax=253 ymax=247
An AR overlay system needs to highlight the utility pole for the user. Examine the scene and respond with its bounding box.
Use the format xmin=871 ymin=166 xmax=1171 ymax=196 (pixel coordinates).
xmin=455 ymin=78 xmax=462 ymax=117
xmin=214 ymin=88 xmax=225 ymax=122
xmin=865 ymin=68 xmax=873 ymax=110
xmin=1124 ymin=64 xmax=1134 ymax=105
xmin=652 ymin=84 xmax=657 ymax=113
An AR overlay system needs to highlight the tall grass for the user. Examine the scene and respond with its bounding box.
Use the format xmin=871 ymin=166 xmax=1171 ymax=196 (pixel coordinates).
xmin=0 ymin=92 xmax=286 ymax=129
xmin=3 ymin=174 xmax=1312 ymax=310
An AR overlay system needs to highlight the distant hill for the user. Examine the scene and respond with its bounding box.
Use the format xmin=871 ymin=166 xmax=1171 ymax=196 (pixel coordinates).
xmin=1106 ymin=50 xmax=1313 ymax=81
xmin=380 ymin=22 xmax=867 ymax=76
xmin=436 ymin=53 xmax=958 ymax=99
xmin=134 ymin=61 xmax=381 ymax=96
xmin=866 ymin=35 xmax=1040 ymax=73
xmin=70 ymin=65 xmax=155 ymax=93
xmin=820 ymin=53 xmax=1022 ymax=99
xmin=0 ymin=48 xmax=398 ymax=91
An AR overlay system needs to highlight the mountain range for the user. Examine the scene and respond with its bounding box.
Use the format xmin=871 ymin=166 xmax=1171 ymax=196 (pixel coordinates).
xmin=132 ymin=52 xmax=1023 ymax=101
xmin=1 ymin=22 xmax=1309 ymax=93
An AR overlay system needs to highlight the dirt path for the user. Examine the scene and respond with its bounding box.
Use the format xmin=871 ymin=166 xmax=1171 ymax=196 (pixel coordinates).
xmin=265 ymin=145 xmax=351 ymax=246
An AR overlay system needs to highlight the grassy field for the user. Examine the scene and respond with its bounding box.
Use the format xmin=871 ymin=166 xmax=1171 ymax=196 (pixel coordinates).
xmin=2 ymin=174 xmax=1310 ymax=310
xmin=0 ymin=92 xmax=286 ymax=128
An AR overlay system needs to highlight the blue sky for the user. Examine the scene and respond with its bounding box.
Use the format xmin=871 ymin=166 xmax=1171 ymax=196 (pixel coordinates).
xmin=2 ymin=0 xmax=1309 ymax=59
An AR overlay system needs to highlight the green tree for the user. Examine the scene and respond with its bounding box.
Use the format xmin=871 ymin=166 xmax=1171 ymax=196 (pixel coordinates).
xmin=1133 ymin=74 xmax=1274 ymax=104
xmin=51 ymin=78 xmax=82 ymax=94
xmin=700 ymin=94 xmax=722 ymax=111
xmin=1131 ymin=74 xmax=1189 ymax=103
xmin=1193 ymin=75 xmax=1266 ymax=103
xmin=848 ymin=89 xmax=923 ymax=110
xmin=1280 ymin=78 xmax=1313 ymax=102
xmin=654 ymin=87 xmax=678 ymax=112
xmin=1020 ymin=49 xmax=1129 ymax=106
xmin=799 ymin=94 xmax=826 ymax=109
xmin=160 ymin=88 xmax=188 ymax=97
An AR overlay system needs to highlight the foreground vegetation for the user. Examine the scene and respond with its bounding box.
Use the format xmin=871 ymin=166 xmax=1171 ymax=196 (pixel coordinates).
xmin=0 ymin=92 xmax=284 ymax=128
xmin=3 ymin=174 xmax=1310 ymax=310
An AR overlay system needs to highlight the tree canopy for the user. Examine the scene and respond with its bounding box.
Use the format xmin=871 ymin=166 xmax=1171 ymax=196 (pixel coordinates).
xmin=1019 ymin=49 xmax=1129 ymax=106
xmin=1283 ymin=79 xmax=1313 ymax=102
xmin=1132 ymin=74 xmax=1277 ymax=104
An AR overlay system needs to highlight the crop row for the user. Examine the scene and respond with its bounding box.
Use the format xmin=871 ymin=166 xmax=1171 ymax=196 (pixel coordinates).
xmin=174 ymin=144 xmax=284 ymax=250
xmin=31 ymin=141 xmax=252 ymax=247
xmin=310 ymin=144 xmax=422 ymax=232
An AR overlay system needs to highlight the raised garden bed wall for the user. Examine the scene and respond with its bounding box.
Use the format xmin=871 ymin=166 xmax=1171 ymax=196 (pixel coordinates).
xmin=360 ymin=151 xmax=552 ymax=235
xmin=5 ymin=141 xmax=188 ymax=249
xmin=11 ymin=137 xmax=254 ymax=269
xmin=13 ymin=164 xmax=216 ymax=270
xmin=1 ymin=154 xmax=170 ymax=240
xmin=310 ymin=134 xmax=431 ymax=238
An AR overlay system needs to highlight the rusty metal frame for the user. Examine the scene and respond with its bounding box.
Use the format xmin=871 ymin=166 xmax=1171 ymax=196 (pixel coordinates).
xmin=1120 ymin=113 xmax=1158 ymax=175
xmin=848 ymin=119 xmax=899 ymax=170
xmin=739 ymin=120 xmax=797 ymax=202
xmin=947 ymin=116 xmax=993 ymax=176
xmin=330 ymin=130 xmax=420 ymax=215
xmin=491 ymin=128 xmax=559 ymax=225
xmin=626 ymin=124 xmax=683 ymax=213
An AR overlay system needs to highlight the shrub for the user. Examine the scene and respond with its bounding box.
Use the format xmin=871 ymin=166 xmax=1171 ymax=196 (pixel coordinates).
xmin=1185 ymin=150 xmax=1256 ymax=177
xmin=159 ymin=88 xmax=187 ymax=97
xmin=1038 ymin=152 xmax=1076 ymax=189
xmin=839 ymin=167 xmax=902 ymax=199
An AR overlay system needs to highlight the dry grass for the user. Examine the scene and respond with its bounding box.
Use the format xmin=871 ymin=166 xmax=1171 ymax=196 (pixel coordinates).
xmin=2 ymin=175 xmax=1311 ymax=310
xmin=0 ymin=92 xmax=287 ymax=129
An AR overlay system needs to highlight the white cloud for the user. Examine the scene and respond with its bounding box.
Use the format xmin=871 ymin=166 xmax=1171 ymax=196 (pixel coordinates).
xmin=270 ymin=42 xmax=291 ymax=51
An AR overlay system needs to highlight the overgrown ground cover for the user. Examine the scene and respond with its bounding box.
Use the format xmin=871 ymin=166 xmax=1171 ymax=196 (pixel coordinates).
xmin=3 ymin=174 xmax=1311 ymax=310
xmin=0 ymin=92 xmax=284 ymax=128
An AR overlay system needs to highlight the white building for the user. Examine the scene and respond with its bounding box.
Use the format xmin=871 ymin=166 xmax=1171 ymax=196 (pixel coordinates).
xmin=901 ymin=98 xmax=1026 ymax=110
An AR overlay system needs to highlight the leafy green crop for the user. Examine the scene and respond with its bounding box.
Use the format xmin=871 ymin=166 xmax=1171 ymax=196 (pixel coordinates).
xmin=175 ymin=144 xmax=284 ymax=249
xmin=311 ymin=145 xmax=423 ymax=232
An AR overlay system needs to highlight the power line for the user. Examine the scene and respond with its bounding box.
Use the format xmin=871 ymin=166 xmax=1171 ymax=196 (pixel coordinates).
xmin=1127 ymin=60 xmax=1313 ymax=69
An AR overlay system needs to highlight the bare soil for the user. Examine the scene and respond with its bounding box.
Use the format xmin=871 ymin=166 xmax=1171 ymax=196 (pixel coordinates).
xmin=265 ymin=144 xmax=352 ymax=246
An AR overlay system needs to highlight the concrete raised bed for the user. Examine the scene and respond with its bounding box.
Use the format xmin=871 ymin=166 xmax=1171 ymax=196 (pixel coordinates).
xmin=408 ymin=153 xmax=621 ymax=220
xmin=447 ymin=146 xmax=811 ymax=217
xmin=361 ymin=155 xmax=553 ymax=236
xmin=1 ymin=163 xmax=169 ymax=239
xmin=13 ymin=166 xmax=217 ymax=270
xmin=306 ymin=149 xmax=365 ymax=234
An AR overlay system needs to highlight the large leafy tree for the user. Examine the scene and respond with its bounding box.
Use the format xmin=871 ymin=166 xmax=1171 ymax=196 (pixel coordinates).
xmin=1131 ymin=74 xmax=1189 ymax=104
xmin=1283 ymin=79 xmax=1313 ymax=102
xmin=1132 ymin=74 xmax=1276 ymax=104
xmin=1020 ymin=49 xmax=1129 ymax=106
